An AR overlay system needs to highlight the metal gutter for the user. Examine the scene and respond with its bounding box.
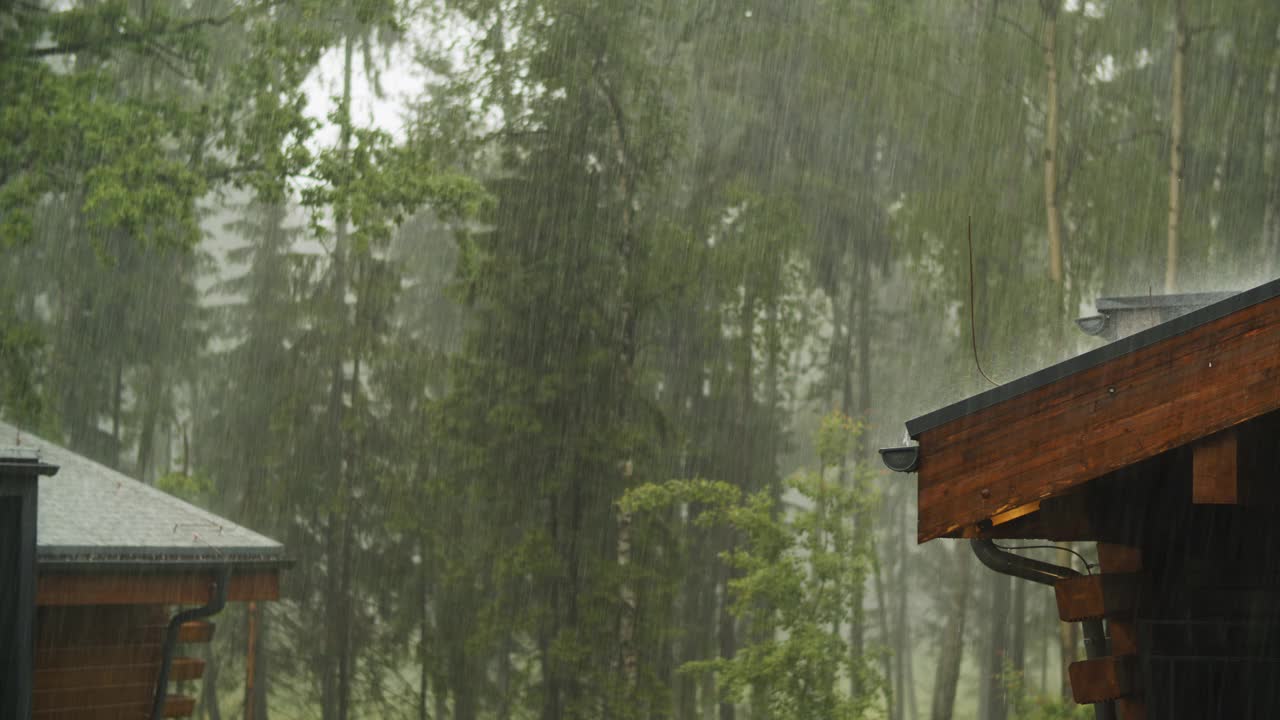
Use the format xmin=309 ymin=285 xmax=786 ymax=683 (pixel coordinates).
xmin=972 ymin=539 xmax=1115 ymax=720
xmin=905 ymin=278 xmax=1280 ymax=438
xmin=36 ymin=555 xmax=293 ymax=572
xmin=878 ymin=446 xmax=920 ymax=473
xmin=150 ymin=567 xmax=231 ymax=720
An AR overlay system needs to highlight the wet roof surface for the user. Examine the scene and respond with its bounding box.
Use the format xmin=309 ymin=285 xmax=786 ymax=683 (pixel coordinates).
xmin=905 ymin=278 xmax=1280 ymax=439
xmin=0 ymin=420 xmax=285 ymax=567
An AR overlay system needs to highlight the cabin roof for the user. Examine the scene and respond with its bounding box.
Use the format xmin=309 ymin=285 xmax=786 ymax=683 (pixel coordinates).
xmin=906 ymin=278 xmax=1280 ymax=438
xmin=891 ymin=277 xmax=1280 ymax=542
xmin=0 ymin=420 xmax=285 ymax=568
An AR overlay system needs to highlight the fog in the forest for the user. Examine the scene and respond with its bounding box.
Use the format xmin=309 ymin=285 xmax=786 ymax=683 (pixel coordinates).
xmin=5 ymin=1 xmax=1279 ymax=718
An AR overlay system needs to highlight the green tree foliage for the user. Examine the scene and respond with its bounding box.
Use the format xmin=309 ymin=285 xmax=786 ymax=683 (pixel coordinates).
xmin=7 ymin=1 xmax=1280 ymax=719
xmin=623 ymin=412 xmax=881 ymax=720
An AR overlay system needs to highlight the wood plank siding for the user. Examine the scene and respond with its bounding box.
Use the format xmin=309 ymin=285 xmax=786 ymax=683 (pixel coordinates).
xmin=32 ymin=594 xmax=221 ymax=718
xmin=37 ymin=569 xmax=279 ymax=606
xmin=915 ymin=292 xmax=1280 ymax=541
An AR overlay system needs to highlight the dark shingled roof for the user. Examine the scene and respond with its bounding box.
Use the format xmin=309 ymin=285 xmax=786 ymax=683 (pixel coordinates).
xmin=0 ymin=420 xmax=285 ymax=568
xmin=905 ymin=277 xmax=1280 ymax=439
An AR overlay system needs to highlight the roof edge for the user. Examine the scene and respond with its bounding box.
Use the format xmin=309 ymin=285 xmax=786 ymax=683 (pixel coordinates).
xmin=37 ymin=556 xmax=294 ymax=572
xmin=906 ymin=277 xmax=1280 ymax=438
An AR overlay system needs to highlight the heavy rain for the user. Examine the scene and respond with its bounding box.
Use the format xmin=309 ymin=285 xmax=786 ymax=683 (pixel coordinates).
xmin=3 ymin=1 xmax=1280 ymax=719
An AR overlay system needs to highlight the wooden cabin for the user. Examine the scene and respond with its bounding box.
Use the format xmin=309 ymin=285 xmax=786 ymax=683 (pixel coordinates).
xmin=1 ymin=420 xmax=285 ymax=719
xmin=882 ymin=279 xmax=1280 ymax=719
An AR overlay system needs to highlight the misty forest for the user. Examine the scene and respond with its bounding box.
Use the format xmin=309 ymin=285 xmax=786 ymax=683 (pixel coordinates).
xmin=5 ymin=0 xmax=1280 ymax=719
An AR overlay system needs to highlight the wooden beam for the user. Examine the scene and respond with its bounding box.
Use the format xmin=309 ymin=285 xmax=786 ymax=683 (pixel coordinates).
xmin=1069 ymin=655 xmax=1136 ymax=704
xmin=1096 ymin=543 xmax=1142 ymax=573
xmin=32 ymin=695 xmax=196 ymax=720
xmin=37 ymin=570 xmax=278 ymax=606
xmin=35 ymin=643 xmax=159 ymax=668
xmin=34 ymin=684 xmax=153 ymax=712
xmin=34 ymin=657 xmax=203 ymax=691
xmin=163 ymin=695 xmax=197 ymax=718
xmin=1095 ymin=543 xmax=1147 ymax=718
xmin=142 ymin=621 xmax=216 ymax=645
xmin=1193 ymin=428 xmax=1241 ymax=503
xmin=179 ymin=620 xmax=215 ymax=643
xmin=1055 ymin=574 xmax=1138 ymax=622
xmin=916 ymin=293 xmax=1280 ymax=541
xmin=990 ymin=501 xmax=1041 ymax=526
xmin=168 ymin=656 xmax=206 ymax=682
xmin=35 ymin=663 xmax=161 ymax=691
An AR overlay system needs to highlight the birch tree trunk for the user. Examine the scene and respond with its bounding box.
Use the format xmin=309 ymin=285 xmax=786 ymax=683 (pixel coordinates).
xmin=1262 ymin=22 xmax=1280 ymax=275
xmin=617 ymin=503 xmax=637 ymax=688
xmin=1167 ymin=0 xmax=1187 ymax=292
xmin=1042 ymin=0 xmax=1063 ymax=284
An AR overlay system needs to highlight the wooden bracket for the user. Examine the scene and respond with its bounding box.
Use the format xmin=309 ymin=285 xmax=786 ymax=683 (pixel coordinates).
xmin=1192 ymin=428 xmax=1241 ymax=504
xmin=1069 ymin=654 xmax=1136 ymax=704
xmin=1055 ymin=574 xmax=1138 ymax=622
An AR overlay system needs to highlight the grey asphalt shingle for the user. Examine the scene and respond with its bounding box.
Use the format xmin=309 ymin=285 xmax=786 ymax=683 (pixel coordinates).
xmin=0 ymin=420 xmax=285 ymax=567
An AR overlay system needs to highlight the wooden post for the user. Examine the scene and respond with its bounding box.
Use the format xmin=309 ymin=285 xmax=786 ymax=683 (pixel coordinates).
xmin=245 ymin=601 xmax=258 ymax=720
xmin=1097 ymin=544 xmax=1145 ymax=720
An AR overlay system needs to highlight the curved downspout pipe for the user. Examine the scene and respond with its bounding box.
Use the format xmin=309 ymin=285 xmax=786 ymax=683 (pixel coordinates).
xmin=151 ymin=567 xmax=231 ymax=720
xmin=971 ymin=539 xmax=1115 ymax=720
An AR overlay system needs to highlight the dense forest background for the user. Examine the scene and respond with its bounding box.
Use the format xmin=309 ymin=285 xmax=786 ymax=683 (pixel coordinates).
xmin=5 ymin=0 xmax=1280 ymax=718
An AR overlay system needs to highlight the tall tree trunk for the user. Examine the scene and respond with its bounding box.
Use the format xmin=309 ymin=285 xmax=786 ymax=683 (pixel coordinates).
xmin=435 ymin=679 xmax=448 ymax=720
xmin=136 ymin=363 xmax=165 ymax=482
xmin=497 ymin=631 xmax=514 ymax=720
xmin=893 ymin=494 xmax=909 ymax=720
xmin=322 ymin=520 xmax=341 ymax=720
xmin=419 ymin=607 xmax=430 ymax=720
xmin=337 ymin=476 xmax=355 ymax=720
xmin=112 ymin=359 xmax=122 ymax=449
xmin=930 ymin=545 xmax=972 ymax=720
xmin=1210 ymin=51 xmax=1245 ymax=248
xmin=717 ymin=288 xmax=756 ymax=720
xmin=618 ymin=504 xmax=637 ymax=687
xmin=201 ymin=639 xmax=222 ymax=720
xmin=682 ymin=524 xmax=716 ymax=720
xmin=1041 ymin=0 xmax=1063 ymax=284
xmin=253 ymin=605 xmax=270 ymax=720
xmin=1010 ymin=576 xmax=1027 ymax=682
xmin=717 ymin=558 xmax=737 ymax=720
xmin=1262 ymin=21 xmax=1280 ymax=275
xmin=856 ymin=261 xmax=872 ymax=455
xmin=322 ymin=32 xmax=356 ymax=720
xmin=872 ymin=543 xmax=895 ymax=718
xmin=846 ymin=265 xmax=870 ymax=700
xmin=453 ymin=641 xmax=477 ymax=720
xmin=1167 ymin=0 xmax=1187 ymax=292
xmin=981 ymin=572 xmax=1011 ymax=720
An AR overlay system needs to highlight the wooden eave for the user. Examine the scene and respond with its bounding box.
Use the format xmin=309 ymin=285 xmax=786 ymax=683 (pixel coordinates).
xmin=910 ymin=280 xmax=1280 ymax=542
xmin=36 ymin=567 xmax=280 ymax=606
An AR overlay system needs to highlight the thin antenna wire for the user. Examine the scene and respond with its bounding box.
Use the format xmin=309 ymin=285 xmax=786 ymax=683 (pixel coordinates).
xmin=968 ymin=215 xmax=999 ymax=387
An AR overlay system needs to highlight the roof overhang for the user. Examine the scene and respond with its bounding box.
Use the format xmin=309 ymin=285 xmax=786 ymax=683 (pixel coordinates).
xmin=36 ymin=564 xmax=282 ymax=606
xmin=893 ymin=277 xmax=1280 ymax=542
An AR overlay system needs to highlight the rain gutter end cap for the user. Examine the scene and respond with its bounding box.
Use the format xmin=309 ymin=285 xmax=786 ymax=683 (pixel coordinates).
xmin=1075 ymin=314 xmax=1109 ymax=337
xmin=879 ymin=446 xmax=920 ymax=473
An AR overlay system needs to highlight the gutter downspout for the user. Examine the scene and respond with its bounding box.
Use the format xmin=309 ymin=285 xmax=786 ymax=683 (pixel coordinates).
xmin=971 ymin=539 xmax=1115 ymax=720
xmin=151 ymin=567 xmax=231 ymax=720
